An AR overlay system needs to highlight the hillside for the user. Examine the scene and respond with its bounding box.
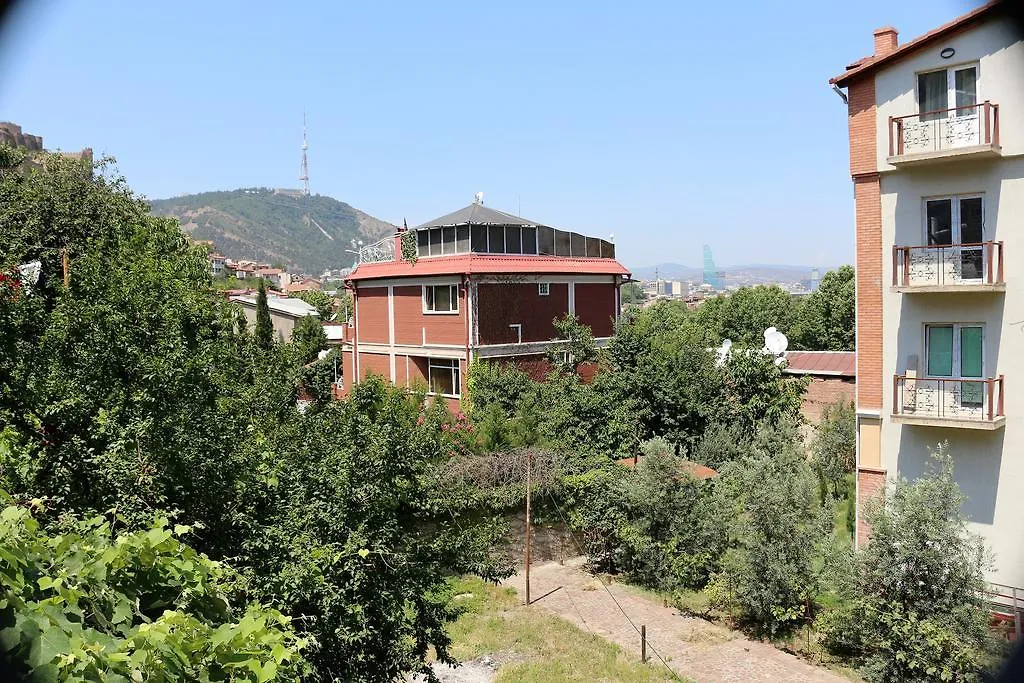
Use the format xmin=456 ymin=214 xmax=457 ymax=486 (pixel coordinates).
xmin=149 ymin=188 xmax=395 ymax=274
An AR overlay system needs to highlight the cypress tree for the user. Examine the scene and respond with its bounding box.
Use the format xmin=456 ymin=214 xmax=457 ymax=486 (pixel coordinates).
xmin=255 ymin=279 xmax=274 ymax=349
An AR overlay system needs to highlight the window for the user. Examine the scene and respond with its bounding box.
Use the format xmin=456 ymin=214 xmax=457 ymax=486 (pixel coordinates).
xmin=521 ymin=227 xmax=537 ymax=254
xmin=926 ymin=323 xmax=984 ymax=404
xmin=925 ymin=195 xmax=984 ymax=279
xmin=423 ymin=284 xmax=459 ymax=313
xmin=487 ymin=225 xmax=504 ymax=253
xmin=471 ymin=225 xmax=488 ymax=253
xmin=428 ymin=358 xmax=460 ymax=397
xmin=538 ymin=282 xmax=550 ymax=296
xmin=505 ymin=226 xmax=522 ymax=254
xmin=428 ymin=228 xmax=442 ymax=256
xmin=918 ymin=64 xmax=977 ymax=118
xmin=442 ymin=226 xmax=456 ymax=255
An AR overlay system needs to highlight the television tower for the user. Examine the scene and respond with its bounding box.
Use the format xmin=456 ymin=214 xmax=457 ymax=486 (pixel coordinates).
xmin=299 ymin=112 xmax=310 ymax=196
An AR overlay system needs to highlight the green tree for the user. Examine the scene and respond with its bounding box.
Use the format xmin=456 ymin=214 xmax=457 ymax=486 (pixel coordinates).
xmin=547 ymin=314 xmax=598 ymax=373
xmin=792 ymin=266 xmax=855 ymax=351
xmin=821 ymin=445 xmax=998 ymax=682
xmin=620 ymin=281 xmax=645 ymax=305
xmin=290 ymin=315 xmax=327 ymax=364
xmin=722 ymin=350 xmax=807 ymax=438
xmin=255 ymin=279 xmax=274 ymax=348
xmin=812 ymin=398 xmax=855 ymax=498
xmin=290 ymin=288 xmax=335 ymax=319
xmin=694 ymin=286 xmax=797 ymax=348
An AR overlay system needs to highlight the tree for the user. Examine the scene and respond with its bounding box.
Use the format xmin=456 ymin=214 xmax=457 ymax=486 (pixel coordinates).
xmin=722 ymin=350 xmax=807 ymax=438
xmin=547 ymin=314 xmax=598 ymax=373
xmin=792 ymin=266 xmax=855 ymax=351
xmin=820 ymin=445 xmax=998 ymax=682
xmin=255 ymin=279 xmax=274 ymax=348
xmin=290 ymin=315 xmax=327 ymax=364
xmin=812 ymin=398 xmax=855 ymax=498
xmin=620 ymin=281 xmax=645 ymax=305
xmin=693 ymin=286 xmax=797 ymax=348
xmin=290 ymin=288 xmax=335 ymax=319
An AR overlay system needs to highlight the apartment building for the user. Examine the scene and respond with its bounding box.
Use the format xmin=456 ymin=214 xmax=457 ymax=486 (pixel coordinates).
xmin=339 ymin=197 xmax=629 ymax=411
xmin=832 ymin=1 xmax=1023 ymax=587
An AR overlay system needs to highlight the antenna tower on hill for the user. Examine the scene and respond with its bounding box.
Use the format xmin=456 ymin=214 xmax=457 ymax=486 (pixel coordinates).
xmin=299 ymin=112 xmax=310 ymax=196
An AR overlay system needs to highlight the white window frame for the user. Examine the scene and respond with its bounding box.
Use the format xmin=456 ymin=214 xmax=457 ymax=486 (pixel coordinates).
xmin=422 ymin=284 xmax=459 ymax=315
xmin=923 ymin=322 xmax=984 ymax=379
xmin=538 ymin=282 xmax=550 ymax=296
xmin=916 ymin=62 xmax=979 ymax=116
xmin=922 ymin=193 xmax=984 ymax=245
xmin=427 ymin=358 xmax=461 ymax=397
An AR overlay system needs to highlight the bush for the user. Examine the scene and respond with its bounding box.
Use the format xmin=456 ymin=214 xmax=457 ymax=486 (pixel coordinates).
xmin=0 ymin=494 xmax=308 ymax=682
xmin=819 ymin=444 xmax=1000 ymax=682
xmin=812 ymin=399 xmax=855 ymax=498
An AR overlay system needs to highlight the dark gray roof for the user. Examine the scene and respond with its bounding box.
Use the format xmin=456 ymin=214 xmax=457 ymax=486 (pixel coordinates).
xmin=413 ymin=203 xmax=548 ymax=230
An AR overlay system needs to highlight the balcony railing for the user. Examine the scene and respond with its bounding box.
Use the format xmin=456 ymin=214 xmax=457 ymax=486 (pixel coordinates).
xmin=893 ymin=374 xmax=1005 ymax=428
xmin=889 ymin=101 xmax=1000 ymax=162
xmin=358 ymin=236 xmax=395 ymax=264
xmin=892 ymin=242 xmax=1004 ymax=290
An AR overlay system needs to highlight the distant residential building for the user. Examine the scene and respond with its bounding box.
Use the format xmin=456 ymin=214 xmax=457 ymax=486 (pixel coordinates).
xmin=209 ymin=254 xmax=226 ymax=278
xmin=286 ymin=278 xmax=323 ymax=293
xmin=255 ymin=268 xmax=292 ymax=290
xmin=832 ymin=1 xmax=1022 ymax=587
xmin=339 ymin=197 xmax=628 ymax=411
xmin=230 ymin=294 xmax=318 ymax=342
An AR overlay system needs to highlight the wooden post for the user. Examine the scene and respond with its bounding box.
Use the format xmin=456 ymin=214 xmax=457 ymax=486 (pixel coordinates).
xmin=61 ymin=247 xmax=69 ymax=287
xmin=641 ymin=624 xmax=647 ymax=663
xmin=524 ymin=451 xmax=531 ymax=606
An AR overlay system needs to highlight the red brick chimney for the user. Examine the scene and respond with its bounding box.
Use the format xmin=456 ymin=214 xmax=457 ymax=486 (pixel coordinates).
xmin=874 ymin=26 xmax=898 ymax=58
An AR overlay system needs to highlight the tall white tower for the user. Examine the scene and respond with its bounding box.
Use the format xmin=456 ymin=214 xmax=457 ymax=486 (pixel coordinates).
xmin=299 ymin=112 xmax=310 ymax=196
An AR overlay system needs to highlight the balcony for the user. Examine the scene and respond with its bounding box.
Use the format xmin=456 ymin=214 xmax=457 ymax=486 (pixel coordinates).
xmin=892 ymin=242 xmax=1005 ymax=292
xmin=888 ymin=102 xmax=1001 ymax=166
xmin=892 ymin=374 xmax=1005 ymax=430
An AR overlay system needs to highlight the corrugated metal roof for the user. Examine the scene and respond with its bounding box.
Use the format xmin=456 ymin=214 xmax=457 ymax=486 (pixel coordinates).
xmin=783 ymin=351 xmax=856 ymax=378
xmin=413 ymin=203 xmax=547 ymax=229
xmin=347 ymin=253 xmax=630 ymax=281
xmin=230 ymin=295 xmax=319 ymax=318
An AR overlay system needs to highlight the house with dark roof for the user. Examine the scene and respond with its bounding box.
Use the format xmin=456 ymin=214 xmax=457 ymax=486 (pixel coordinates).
xmin=339 ymin=195 xmax=629 ymax=410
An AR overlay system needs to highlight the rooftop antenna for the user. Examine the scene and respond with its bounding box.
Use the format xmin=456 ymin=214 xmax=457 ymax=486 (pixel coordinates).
xmin=474 ymin=191 xmax=484 ymax=205
xmin=299 ymin=111 xmax=310 ymax=197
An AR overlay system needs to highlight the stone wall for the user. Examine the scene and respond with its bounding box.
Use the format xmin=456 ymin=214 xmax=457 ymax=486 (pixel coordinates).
xmin=501 ymin=512 xmax=578 ymax=567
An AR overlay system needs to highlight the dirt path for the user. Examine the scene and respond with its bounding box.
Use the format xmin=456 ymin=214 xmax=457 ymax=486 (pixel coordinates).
xmin=503 ymin=558 xmax=848 ymax=683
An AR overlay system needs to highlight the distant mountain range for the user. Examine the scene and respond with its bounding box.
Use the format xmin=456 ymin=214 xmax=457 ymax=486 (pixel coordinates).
xmin=630 ymin=262 xmax=836 ymax=286
xmin=149 ymin=188 xmax=395 ymax=274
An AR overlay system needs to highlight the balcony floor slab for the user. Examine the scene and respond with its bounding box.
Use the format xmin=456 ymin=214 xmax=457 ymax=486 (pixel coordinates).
xmin=887 ymin=144 xmax=1001 ymax=167
xmin=891 ymin=414 xmax=1006 ymax=430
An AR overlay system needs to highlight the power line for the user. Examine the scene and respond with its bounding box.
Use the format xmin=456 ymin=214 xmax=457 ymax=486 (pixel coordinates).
xmin=543 ymin=489 xmax=681 ymax=680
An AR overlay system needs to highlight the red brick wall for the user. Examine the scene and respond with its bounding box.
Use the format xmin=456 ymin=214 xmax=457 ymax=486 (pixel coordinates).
xmin=575 ymin=283 xmax=616 ymax=337
xmin=489 ymin=354 xmax=552 ymax=381
xmin=800 ymin=378 xmax=856 ymax=423
xmin=393 ymin=284 xmax=467 ymax=346
xmin=356 ymin=287 xmax=389 ymax=344
xmin=847 ymin=76 xmax=877 ymax=178
xmin=478 ymin=283 xmax=569 ymax=344
xmin=857 ymin=467 xmax=886 ymax=548
xmin=358 ymin=352 xmax=390 ymax=381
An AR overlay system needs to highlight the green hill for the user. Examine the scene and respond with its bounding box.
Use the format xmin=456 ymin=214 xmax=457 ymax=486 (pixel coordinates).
xmin=149 ymin=188 xmax=395 ymax=274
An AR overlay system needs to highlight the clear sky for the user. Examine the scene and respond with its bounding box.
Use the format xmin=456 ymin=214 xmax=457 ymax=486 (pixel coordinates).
xmin=0 ymin=0 xmax=983 ymax=270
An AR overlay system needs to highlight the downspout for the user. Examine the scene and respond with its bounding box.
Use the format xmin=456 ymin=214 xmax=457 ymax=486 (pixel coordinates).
xmin=347 ymin=281 xmax=359 ymax=386
xmin=463 ymin=273 xmax=471 ymax=402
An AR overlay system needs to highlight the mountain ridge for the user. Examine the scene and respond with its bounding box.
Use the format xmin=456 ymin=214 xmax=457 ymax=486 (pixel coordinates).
xmin=149 ymin=188 xmax=395 ymax=274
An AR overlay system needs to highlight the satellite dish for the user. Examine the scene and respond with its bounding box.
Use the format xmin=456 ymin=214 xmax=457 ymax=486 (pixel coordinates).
xmin=763 ymin=327 xmax=789 ymax=355
xmin=317 ymin=349 xmax=330 ymax=361
xmin=715 ymin=339 xmax=733 ymax=366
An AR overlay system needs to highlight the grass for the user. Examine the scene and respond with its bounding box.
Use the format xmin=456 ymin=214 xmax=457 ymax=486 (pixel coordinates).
xmin=444 ymin=576 xmax=683 ymax=682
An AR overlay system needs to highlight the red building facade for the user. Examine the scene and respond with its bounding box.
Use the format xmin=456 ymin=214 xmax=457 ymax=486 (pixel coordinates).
xmin=339 ymin=200 xmax=629 ymax=411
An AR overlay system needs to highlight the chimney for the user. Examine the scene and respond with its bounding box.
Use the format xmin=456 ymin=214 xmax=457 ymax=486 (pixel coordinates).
xmin=874 ymin=26 xmax=898 ymax=58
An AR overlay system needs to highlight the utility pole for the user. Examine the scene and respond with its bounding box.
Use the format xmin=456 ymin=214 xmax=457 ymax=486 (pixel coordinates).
xmin=524 ymin=450 xmax=532 ymax=605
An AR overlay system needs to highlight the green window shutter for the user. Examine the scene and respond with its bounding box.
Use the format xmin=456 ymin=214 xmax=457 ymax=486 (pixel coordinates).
xmin=927 ymin=326 xmax=954 ymax=376
xmin=960 ymin=327 xmax=983 ymax=377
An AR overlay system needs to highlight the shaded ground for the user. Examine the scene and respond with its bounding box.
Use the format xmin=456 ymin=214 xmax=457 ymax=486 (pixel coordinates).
xmin=503 ymin=558 xmax=850 ymax=683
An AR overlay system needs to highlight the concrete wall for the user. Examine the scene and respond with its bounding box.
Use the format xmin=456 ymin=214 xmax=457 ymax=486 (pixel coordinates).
xmin=873 ymin=20 xmax=1024 ymax=585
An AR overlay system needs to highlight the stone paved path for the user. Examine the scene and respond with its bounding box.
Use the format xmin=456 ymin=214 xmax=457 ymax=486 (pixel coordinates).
xmin=503 ymin=558 xmax=849 ymax=683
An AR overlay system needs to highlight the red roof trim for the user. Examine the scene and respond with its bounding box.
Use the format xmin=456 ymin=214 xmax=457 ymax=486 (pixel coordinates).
xmin=831 ymin=1 xmax=1002 ymax=86
xmin=346 ymin=253 xmax=630 ymax=281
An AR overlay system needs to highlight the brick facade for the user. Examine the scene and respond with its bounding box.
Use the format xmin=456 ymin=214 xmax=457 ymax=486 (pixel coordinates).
xmin=856 ymin=467 xmax=887 ymax=548
xmin=477 ymin=282 xmax=570 ymax=344
xmin=355 ymin=287 xmax=389 ymax=344
xmin=801 ymin=378 xmax=856 ymax=423
xmin=574 ymin=283 xmax=617 ymax=337
xmin=393 ymin=284 xmax=467 ymax=346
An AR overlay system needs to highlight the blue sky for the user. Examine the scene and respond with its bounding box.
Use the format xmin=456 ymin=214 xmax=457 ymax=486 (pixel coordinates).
xmin=0 ymin=0 xmax=982 ymax=270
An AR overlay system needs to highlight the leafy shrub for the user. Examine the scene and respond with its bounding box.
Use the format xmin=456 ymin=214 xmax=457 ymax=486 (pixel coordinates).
xmin=812 ymin=399 xmax=855 ymax=498
xmin=0 ymin=494 xmax=308 ymax=682
xmin=819 ymin=445 xmax=1000 ymax=682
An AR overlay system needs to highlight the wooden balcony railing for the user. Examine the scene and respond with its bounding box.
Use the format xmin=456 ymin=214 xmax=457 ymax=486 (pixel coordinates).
xmin=889 ymin=101 xmax=1000 ymax=158
xmin=893 ymin=374 xmax=1004 ymax=424
xmin=892 ymin=241 xmax=1004 ymax=289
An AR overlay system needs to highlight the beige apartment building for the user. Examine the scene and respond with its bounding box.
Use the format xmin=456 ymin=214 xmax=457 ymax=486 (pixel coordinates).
xmin=832 ymin=1 xmax=1024 ymax=588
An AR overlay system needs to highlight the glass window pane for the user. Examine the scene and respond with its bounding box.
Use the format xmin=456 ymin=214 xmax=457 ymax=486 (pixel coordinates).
xmin=456 ymin=226 xmax=470 ymax=253
xmin=586 ymin=237 xmax=601 ymax=257
xmin=437 ymin=285 xmax=452 ymax=312
xmin=429 ymin=228 xmax=442 ymax=256
xmin=521 ymin=227 xmax=537 ymax=254
xmin=960 ymin=327 xmax=983 ymax=377
xmin=918 ymin=70 xmax=948 ymax=119
xmin=452 ymin=364 xmax=461 ymax=396
xmin=505 ymin=226 xmax=522 ymax=254
xmin=927 ymin=326 xmax=954 ymax=376
xmin=442 ymin=227 xmax=456 ymax=255
xmin=926 ymin=199 xmax=953 ymax=245
xmin=417 ymin=230 xmax=428 ymax=257
xmin=959 ymin=197 xmax=983 ymax=244
xmin=429 ymin=359 xmax=458 ymax=395
xmin=554 ymin=230 xmax=571 ymax=256
xmin=955 ymin=68 xmax=977 ymax=112
xmin=538 ymin=227 xmax=555 ymax=255
xmin=487 ymin=226 xmax=504 ymax=253
xmin=570 ymin=232 xmax=586 ymax=257
xmin=424 ymin=286 xmax=434 ymax=310
xmin=471 ymin=225 xmax=487 ymax=253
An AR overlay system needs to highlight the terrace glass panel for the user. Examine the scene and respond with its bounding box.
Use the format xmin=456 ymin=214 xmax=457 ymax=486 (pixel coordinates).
xmin=456 ymin=226 xmax=470 ymax=253
xmin=521 ymin=227 xmax=537 ymax=254
xmin=538 ymin=227 xmax=555 ymax=255
xmin=505 ymin=226 xmax=522 ymax=254
xmin=487 ymin=226 xmax=505 ymax=253
xmin=471 ymin=225 xmax=488 ymax=253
